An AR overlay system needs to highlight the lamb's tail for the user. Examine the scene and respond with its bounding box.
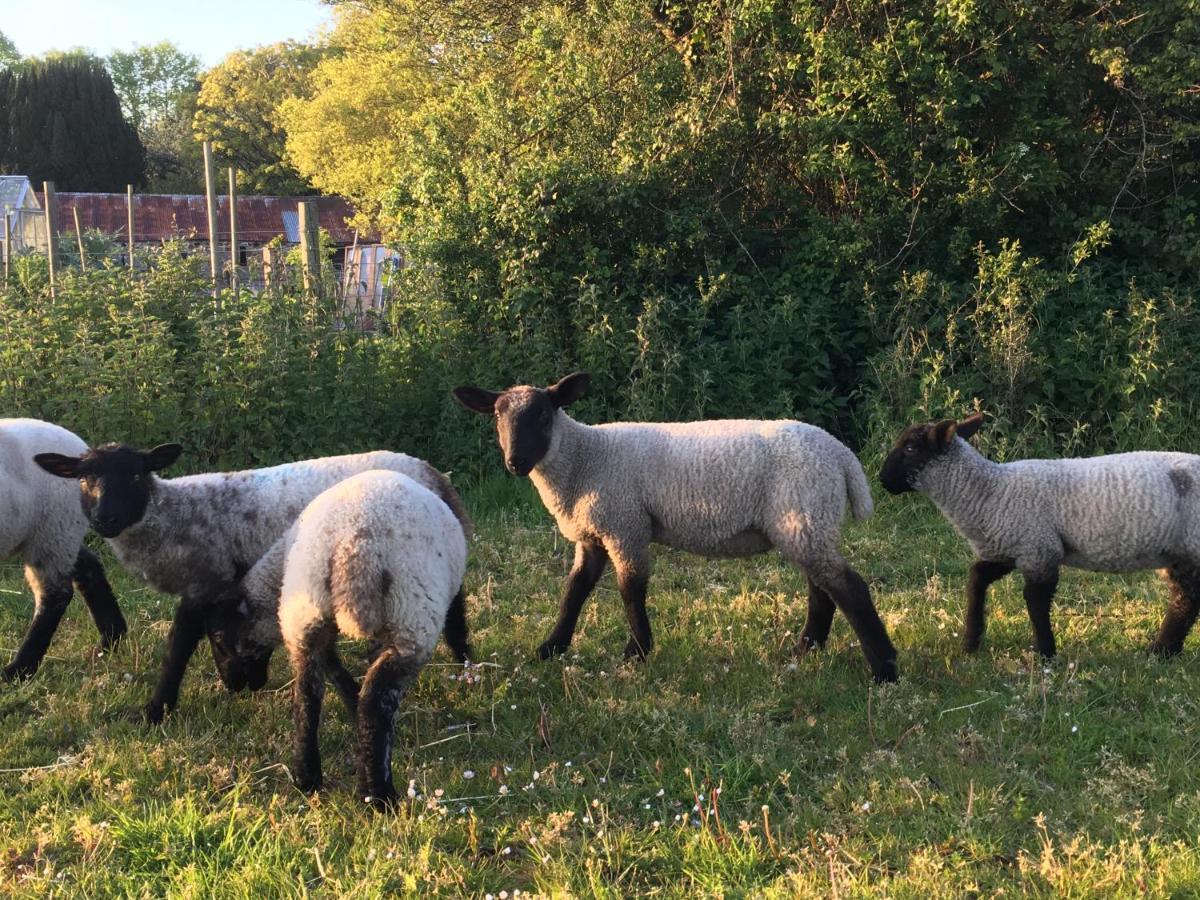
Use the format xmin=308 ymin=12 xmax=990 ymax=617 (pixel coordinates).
xmin=328 ymin=538 xmax=387 ymax=635
xmin=841 ymin=448 xmax=874 ymax=521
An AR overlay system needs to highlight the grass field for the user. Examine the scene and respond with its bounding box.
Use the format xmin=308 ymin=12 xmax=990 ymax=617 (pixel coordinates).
xmin=2 ymin=476 xmax=1200 ymax=897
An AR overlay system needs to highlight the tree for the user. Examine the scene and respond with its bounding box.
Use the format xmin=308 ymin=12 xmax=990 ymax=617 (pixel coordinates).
xmin=0 ymin=57 xmax=145 ymax=190
xmin=107 ymin=42 xmax=203 ymax=192
xmin=107 ymin=42 xmax=200 ymax=132
xmin=0 ymin=30 xmax=19 ymax=69
xmin=193 ymin=41 xmax=324 ymax=195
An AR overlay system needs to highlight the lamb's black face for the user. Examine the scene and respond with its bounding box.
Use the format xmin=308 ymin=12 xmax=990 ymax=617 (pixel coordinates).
xmin=452 ymin=372 xmax=592 ymax=477
xmin=205 ymin=590 xmax=272 ymax=693
xmin=34 ymin=442 xmax=183 ymax=537
xmin=879 ymin=413 xmax=985 ymax=494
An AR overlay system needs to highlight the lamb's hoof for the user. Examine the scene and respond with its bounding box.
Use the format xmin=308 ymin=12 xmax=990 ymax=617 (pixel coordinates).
xmin=362 ymin=788 xmax=400 ymax=813
xmin=142 ymin=701 xmax=168 ymax=725
xmin=536 ymin=639 xmax=569 ymax=661
xmin=623 ymin=639 xmax=650 ymax=661
xmin=1149 ymin=640 xmax=1182 ymax=658
xmin=96 ymin=624 xmax=128 ymax=651
xmin=293 ymin=770 xmax=323 ymax=794
xmin=793 ymin=635 xmax=824 ymax=658
xmin=1 ymin=662 xmax=34 ymax=683
xmin=962 ymin=639 xmax=983 ymax=655
xmin=872 ymin=660 xmax=900 ymax=684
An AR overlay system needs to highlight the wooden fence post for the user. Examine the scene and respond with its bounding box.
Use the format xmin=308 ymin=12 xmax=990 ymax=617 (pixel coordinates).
xmin=227 ymin=167 xmax=238 ymax=293
xmin=43 ymin=180 xmax=57 ymax=299
xmin=298 ymin=200 xmax=321 ymax=296
xmin=126 ymin=184 xmax=135 ymax=274
xmin=72 ymin=208 xmax=87 ymax=272
xmin=202 ymin=141 xmax=219 ymax=296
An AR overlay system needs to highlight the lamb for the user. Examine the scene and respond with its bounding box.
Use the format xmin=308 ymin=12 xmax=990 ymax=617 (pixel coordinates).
xmin=215 ymin=470 xmax=469 ymax=808
xmin=0 ymin=419 xmax=125 ymax=680
xmin=452 ymin=372 xmax=898 ymax=682
xmin=879 ymin=412 xmax=1200 ymax=658
xmin=34 ymin=444 xmax=469 ymax=722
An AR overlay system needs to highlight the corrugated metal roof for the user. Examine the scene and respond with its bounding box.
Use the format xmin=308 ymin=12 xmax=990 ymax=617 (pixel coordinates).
xmin=35 ymin=192 xmax=367 ymax=245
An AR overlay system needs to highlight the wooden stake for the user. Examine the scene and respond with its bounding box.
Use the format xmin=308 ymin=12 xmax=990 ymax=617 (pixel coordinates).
xmin=227 ymin=167 xmax=238 ymax=293
xmin=298 ymin=200 xmax=321 ymax=295
xmin=345 ymin=227 xmax=359 ymax=299
xmin=202 ymin=141 xmax=219 ymax=295
xmin=72 ymin=207 xmax=87 ymax=272
xmin=126 ymin=184 xmax=135 ymax=274
xmin=42 ymin=180 xmax=57 ymax=299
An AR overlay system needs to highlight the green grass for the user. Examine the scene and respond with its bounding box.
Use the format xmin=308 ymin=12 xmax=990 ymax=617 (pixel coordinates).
xmin=3 ymin=478 xmax=1200 ymax=897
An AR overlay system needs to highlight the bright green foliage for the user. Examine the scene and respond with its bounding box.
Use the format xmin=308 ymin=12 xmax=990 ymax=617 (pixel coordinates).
xmin=193 ymin=42 xmax=324 ymax=195
xmin=282 ymin=0 xmax=1199 ymax=453
xmin=0 ymin=57 xmax=145 ymax=190
xmin=106 ymin=42 xmax=200 ymax=133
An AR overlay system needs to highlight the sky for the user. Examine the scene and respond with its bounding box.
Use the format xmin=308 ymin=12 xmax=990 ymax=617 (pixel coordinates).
xmin=0 ymin=0 xmax=334 ymax=66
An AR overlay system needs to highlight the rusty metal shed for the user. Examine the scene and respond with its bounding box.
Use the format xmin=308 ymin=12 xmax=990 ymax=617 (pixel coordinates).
xmin=37 ymin=192 xmax=364 ymax=245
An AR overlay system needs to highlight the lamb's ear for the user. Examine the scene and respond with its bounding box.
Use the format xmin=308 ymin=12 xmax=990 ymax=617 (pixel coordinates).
xmin=452 ymin=386 xmax=500 ymax=415
xmin=956 ymin=411 xmax=985 ymax=441
xmin=546 ymin=372 xmax=590 ymax=408
xmin=929 ymin=419 xmax=958 ymax=450
xmin=143 ymin=443 xmax=183 ymax=472
xmin=34 ymin=453 xmax=83 ymax=478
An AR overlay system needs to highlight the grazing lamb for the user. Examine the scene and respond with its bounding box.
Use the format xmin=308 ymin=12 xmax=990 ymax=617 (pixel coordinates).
xmin=453 ymin=372 xmax=898 ymax=682
xmin=879 ymin=412 xmax=1200 ymax=658
xmin=230 ymin=470 xmax=468 ymax=808
xmin=0 ymin=419 xmax=125 ymax=680
xmin=34 ymin=444 xmax=468 ymax=722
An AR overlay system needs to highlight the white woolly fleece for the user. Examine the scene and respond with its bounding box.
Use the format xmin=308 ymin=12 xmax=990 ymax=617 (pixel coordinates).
xmin=272 ymin=470 xmax=468 ymax=663
xmin=0 ymin=418 xmax=91 ymax=587
xmin=916 ymin=439 xmax=1200 ymax=576
xmin=528 ymin=410 xmax=872 ymax=575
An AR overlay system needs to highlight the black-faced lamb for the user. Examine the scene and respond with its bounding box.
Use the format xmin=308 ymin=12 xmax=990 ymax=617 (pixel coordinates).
xmin=453 ymin=372 xmax=898 ymax=682
xmin=880 ymin=412 xmax=1200 ymax=657
xmin=0 ymin=418 xmax=125 ymax=680
xmin=34 ymin=444 xmax=468 ymax=722
xmin=224 ymin=469 xmax=468 ymax=808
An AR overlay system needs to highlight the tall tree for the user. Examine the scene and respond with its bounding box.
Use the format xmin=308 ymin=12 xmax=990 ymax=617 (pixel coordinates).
xmin=193 ymin=41 xmax=324 ymax=195
xmin=107 ymin=42 xmax=203 ymax=192
xmin=0 ymin=57 xmax=145 ymax=190
xmin=0 ymin=30 xmax=19 ymax=69
xmin=107 ymin=42 xmax=200 ymax=132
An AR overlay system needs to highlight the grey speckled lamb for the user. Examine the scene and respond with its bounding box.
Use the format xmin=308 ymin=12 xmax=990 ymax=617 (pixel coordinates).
xmin=0 ymin=419 xmax=124 ymax=680
xmin=454 ymin=372 xmax=897 ymax=683
xmin=35 ymin=444 xmax=467 ymax=723
xmin=880 ymin=412 xmax=1200 ymax=657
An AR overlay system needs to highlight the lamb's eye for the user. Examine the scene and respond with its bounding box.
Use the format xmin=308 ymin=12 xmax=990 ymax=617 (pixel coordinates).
xmin=904 ymin=444 xmax=917 ymax=455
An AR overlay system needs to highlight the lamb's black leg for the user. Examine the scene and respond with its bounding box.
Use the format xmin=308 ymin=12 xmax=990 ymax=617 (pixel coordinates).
xmin=73 ymin=546 xmax=127 ymax=650
xmin=291 ymin=628 xmax=332 ymax=794
xmin=1151 ymin=563 xmax=1200 ymax=656
xmin=3 ymin=577 xmax=73 ymax=681
xmin=1023 ymin=570 xmax=1059 ymax=659
xmin=617 ymin=568 xmax=653 ymax=660
xmin=442 ymin=586 xmax=472 ymax=663
xmin=325 ymin=644 xmax=360 ymax=715
xmin=537 ymin=541 xmax=608 ymax=660
xmin=811 ymin=561 xmax=898 ymax=683
xmin=144 ymin=599 xmax=207 ymax=724
xmin=357 ymin=647 xmax=419 ymax=811
xmin=795 ymin=576 xmax=836 ymax=655
xmin=964 ymin=559 xmax=1015 ymax=653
